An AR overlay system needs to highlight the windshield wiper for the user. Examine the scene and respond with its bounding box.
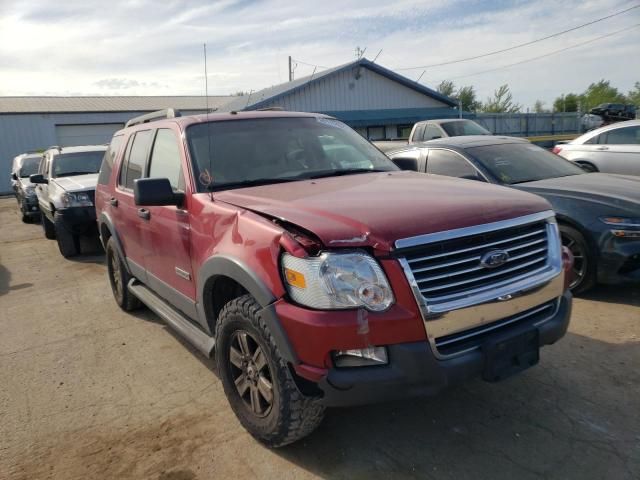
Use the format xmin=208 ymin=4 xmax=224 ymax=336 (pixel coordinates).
xmin=304 ymin=168 xmax=389 ymax=180
xmin=55 ymin=171 xmax=96 ymax=177
xmin=207 ymin=177 xmax=301 ymax=191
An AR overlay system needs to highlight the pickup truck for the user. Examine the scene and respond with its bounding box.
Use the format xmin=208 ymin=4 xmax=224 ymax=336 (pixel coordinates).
xmin=96 ymin=109 xmax=573 ymax=447
xmin=374 ymin=118 xmax=491 ymax=153
xmin=30 ymin=145 xmax=107 ymax=257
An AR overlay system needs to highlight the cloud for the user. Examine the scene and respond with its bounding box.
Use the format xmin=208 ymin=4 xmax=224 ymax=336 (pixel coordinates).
xmin=0 ymin=0 xmax=637 ymax=107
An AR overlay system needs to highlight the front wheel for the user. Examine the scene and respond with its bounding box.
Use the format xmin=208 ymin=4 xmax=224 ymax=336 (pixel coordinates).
xmin=559 ymin=224 xmax=596 ymax=294
xmin=576 ymin=161 xmax=598 ymax=173
xmin=41 ymin=213 xmax=56 ymax=239
xmin=215 ymin=295 xmax=325 ymax=447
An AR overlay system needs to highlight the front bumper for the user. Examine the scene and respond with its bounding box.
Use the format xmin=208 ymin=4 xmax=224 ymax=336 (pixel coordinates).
xmin=317 ymin=290 xmax=572 ymax=407
xmin=54 ymin=206 xmax=97 ymax=235
xmin=20 ymin=194 xmax=40 ymax=216
xmin=597 ymin=232 xmax=640 ymax=284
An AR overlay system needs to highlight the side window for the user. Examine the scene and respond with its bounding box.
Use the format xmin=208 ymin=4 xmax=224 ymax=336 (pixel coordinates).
xmin=602 ymin=126 xmax=640 ymax=145
xmin=98 ymin=135 xmax=123 ymax=185
xmin=148 ymin=129 xmax=184 ymax=190
xmin=412 ymin=124 xmax=425 ymax=142
xmin=119 ymin=130 xmax=153 ymax=189
xmin=427 ymin=149 xmax=481 ymax=179
xmin=423 ymin=125 xmax=442 ymax=141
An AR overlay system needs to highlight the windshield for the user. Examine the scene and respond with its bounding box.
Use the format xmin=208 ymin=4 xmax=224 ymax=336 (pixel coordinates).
xmin=186 ymin=117 xmax=397 ymax=191
xmin=441 ymin=120 xmax=491 ymax=137
xmin=19 ymin=157 xmax=40 ymax=177
xmin=52 ymin=151 xmax=105 ymax=178
xmin=467 ymin=143 xmax=585 ymax=185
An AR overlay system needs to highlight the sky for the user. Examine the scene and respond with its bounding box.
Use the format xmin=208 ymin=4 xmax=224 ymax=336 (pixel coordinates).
xmin=0 ymin=0 xmax=638 ymax=109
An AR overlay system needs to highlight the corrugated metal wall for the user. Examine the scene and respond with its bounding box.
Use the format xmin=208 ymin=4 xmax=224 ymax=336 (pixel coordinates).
xmin=0 ymin=112 xmax=146 ymax=193
xmin=260 ymin=67 xmax=446 ymax=112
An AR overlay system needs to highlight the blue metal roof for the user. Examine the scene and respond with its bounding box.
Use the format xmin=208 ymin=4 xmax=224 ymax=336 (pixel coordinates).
xmin=222 ymin=58 xmax=457 ymax=112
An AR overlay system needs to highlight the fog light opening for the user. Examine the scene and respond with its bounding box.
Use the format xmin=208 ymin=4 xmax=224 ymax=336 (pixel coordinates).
xmin=333 ymin=346 xmax=388 ymax=368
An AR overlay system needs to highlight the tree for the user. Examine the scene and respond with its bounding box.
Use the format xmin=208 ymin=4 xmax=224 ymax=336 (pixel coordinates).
xmin=457 ymin=85 xmax=481 ymax=112
xmin=480 ymin=84 xmax=521 ymax=113
xmin=627 ymin=81 xmax=640 ymax=106
xmin=579 ymin=79 xmax=626 ymax=111
xmin=553 ymin=93 xmax=579 ymax=112
xmin=533 ymin=100 xmax=548 ymax=113
xmin=437 ymin=80 xmax=456 ymax=97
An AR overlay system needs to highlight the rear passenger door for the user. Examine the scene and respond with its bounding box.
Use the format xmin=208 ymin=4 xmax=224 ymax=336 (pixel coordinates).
xmin=113 ymin=129 xmax=154 ymax=281
xmin=141 ymin=128 xmax=197 ymax=318
xmin=597 ymin=125 xmax=640 ymax=175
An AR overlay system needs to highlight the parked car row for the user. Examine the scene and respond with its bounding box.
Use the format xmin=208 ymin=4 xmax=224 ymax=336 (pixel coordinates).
xmin=13 ymin=145 xmax=108 ymax=257
xmin=7 ymin=109 xmax=637 ymax=448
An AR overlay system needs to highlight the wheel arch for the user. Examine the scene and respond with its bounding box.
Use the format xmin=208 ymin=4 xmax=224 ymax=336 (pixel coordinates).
xmin=198 ymin=255 xmax=298 ymax=364
xmin=98 ymin=212 xmax=130 ymax=275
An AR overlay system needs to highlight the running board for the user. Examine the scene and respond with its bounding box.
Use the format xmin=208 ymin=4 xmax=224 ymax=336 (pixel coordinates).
xmin=127 ymin=280 xmax=215 ymax=357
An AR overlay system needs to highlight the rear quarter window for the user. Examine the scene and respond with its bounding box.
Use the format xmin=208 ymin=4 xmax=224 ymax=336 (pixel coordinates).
xmin=98 ymin=135 xmax=123 ymax=185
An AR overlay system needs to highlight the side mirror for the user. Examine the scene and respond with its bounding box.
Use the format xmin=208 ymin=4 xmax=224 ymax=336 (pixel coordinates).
xmin=391 ymin=157 xmax=419 ymax=171
xmin=30 ymin=174 xmax=48 ymax=184
xmin=134 ymin=178 xmax=184 ymax=206
xmin=11 ymin=173 xmax=18 ymax=180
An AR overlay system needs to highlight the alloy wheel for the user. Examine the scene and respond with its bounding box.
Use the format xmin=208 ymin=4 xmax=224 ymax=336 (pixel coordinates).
xmin=229 ymin=330 xmax=274 ymax=418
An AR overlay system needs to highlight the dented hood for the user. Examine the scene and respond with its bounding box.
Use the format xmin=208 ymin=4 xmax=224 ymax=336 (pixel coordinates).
xmin=216 ymin=171 xmax=551 ymax=251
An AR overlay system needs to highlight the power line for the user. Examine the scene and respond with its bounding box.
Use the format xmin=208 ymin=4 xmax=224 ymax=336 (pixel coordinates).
xmin=292 ymin=58 xmax=328 ymax=70
xmin=434 ymin=23 xmax=639 ymax=82
xmin=395 ymin=3 xmax=640 ymax=70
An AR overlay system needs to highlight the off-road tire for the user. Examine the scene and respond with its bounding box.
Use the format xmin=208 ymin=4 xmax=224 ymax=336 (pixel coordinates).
xmin=54 ymin=215 xmax=80 ymax=258
xmin=559 ymin=223 xmax=596 ymax=294
xmin=41 ymin=213 xmax=56 ymax=239
xmin=106 ymin=237 xmax=141 ymax=311
xmin=215 ymin=294 xmax=325 ymax=447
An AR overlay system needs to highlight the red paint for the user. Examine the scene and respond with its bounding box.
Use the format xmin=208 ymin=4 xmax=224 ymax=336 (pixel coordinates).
xmin=97 ymin=111 xmax=556 ymax=378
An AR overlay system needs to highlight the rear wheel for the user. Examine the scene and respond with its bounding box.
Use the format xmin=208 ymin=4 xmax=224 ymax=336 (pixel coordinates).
xmin=41 ymin=213 xmax=56 ymax=239
xmin=215 ymin=295 xmax=325 ymax=447
xmin=106 ymin=237 xmax=141 ymax=311
xmin=559 ymin=224 xmax=596 ymax=294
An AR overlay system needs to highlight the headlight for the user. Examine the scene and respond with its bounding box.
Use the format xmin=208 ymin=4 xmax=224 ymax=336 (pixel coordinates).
xmin=281 ymin=251 xmax=394 ymax=311
xmin=25 ymin=185 xmax=36 ymax=194
xmin=61 ymin=192 xmax=93 ymax=207
xmin=599 ymin=217 xmax=640 ymax=228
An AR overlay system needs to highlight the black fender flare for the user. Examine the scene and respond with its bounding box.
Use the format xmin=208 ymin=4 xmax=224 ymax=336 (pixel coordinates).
xmin=98 ymin=212 xmax=130 ymax=275
xmin=197 ymin=255 xmax=298 ymax=364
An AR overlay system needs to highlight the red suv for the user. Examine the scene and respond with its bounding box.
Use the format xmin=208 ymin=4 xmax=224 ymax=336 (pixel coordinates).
xmin=96 ymin=109 xmax=573 ymax=446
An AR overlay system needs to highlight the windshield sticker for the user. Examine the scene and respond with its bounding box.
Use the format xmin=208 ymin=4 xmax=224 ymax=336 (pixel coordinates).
xmin=316 ymin=118 xmax=350 ymax=131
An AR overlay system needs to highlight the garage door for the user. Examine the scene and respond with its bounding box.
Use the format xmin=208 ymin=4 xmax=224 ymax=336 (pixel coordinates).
xmin=55 ymin=124 xmax=124 ymax=147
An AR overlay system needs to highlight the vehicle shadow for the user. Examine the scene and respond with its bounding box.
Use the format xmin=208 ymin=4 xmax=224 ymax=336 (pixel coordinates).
xmin=579 ymin=283 xmax=640 ymax=307
xmin=273 ymin=332 xmax=639 ymax=480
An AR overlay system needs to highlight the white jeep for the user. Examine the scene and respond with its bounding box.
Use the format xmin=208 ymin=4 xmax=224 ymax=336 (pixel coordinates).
xmin=30 ymin=145 xmax=107 ymax=257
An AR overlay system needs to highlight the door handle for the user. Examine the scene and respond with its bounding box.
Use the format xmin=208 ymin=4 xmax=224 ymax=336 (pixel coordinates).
xmin=137 ymin=208 xmax=150 ymax=220
xmin=109 ymin=197 xmax=118 ymax=207
xmin=596 ymin=146 xmax=609 ymax=150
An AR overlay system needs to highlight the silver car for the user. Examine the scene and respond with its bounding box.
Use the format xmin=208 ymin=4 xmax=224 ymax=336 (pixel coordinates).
xmin=554 ymin=119 xmax=640 ymax=175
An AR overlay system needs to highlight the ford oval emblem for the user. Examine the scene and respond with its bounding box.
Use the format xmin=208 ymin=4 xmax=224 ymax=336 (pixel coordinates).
xmin=480 ymin=249 xmax=510 ymax=268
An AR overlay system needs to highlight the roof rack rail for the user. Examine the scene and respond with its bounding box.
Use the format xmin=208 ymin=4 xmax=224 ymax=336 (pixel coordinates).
xmin=125 ymin=108 xmax=181 ymax=128
xmin=45 ymin=145 xmax=62 ymax=151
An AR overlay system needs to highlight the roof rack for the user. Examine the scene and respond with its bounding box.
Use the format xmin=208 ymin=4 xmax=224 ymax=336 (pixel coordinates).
xmin=45 ymin=145 xmax=62 ymax=151
xmin=257 ymin=106 xmax=284 ymax=111
xmin=125 ymin=108 xmax=181 ymax=128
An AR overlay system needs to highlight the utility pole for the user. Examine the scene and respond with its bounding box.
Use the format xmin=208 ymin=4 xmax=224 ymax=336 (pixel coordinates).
xmin=288 ymin=56 xmax=293 ymax=82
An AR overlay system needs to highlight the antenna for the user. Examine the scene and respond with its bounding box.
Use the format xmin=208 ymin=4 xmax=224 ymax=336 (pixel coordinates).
xmin=415 ymin=70 xmax=426 ymax=83
xmin=204 ymin=43 xmax=214 ymax=193
xmin=372 ymin=48 xmax=383 ymax=63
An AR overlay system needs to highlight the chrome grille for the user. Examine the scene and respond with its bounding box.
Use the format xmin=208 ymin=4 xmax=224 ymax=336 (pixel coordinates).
xmin=403 ymin=220 xmax=549 ymax=305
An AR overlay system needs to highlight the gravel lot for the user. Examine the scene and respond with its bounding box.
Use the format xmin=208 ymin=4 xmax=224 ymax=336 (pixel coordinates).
xmin=1 ymin=196 xmax=639 ymax=480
